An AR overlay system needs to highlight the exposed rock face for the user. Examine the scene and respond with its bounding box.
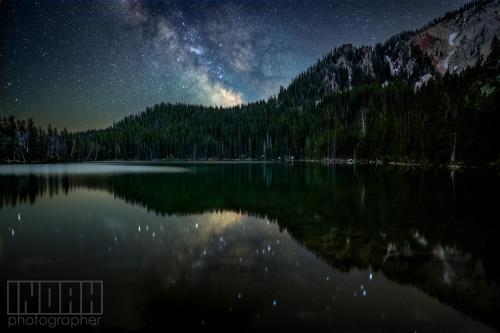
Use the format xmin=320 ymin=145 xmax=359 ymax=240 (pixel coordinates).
xmin=280 ymin=0 xmax=499 ymax=103
xmin=412 ymin=0 xmax=500 ymax=74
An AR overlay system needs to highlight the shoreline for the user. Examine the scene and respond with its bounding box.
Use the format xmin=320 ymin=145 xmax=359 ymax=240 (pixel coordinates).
xmin=0 ymin=158 xmax=479 ymax=171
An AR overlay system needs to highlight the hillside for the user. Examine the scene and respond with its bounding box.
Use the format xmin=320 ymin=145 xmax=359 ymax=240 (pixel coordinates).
xmin=280 ymin=0 xmax=499 ymax=105
xmin=413 ymin=0 xmax=500 ymax=74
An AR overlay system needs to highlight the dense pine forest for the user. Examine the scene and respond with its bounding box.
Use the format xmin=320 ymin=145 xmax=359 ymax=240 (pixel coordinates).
xmin=1 ymin=34 xmax=499 ymax=167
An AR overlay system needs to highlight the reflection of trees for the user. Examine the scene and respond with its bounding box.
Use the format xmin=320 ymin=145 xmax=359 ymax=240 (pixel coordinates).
xmin=1 ymin=164 xmax=499 ymax=329
xmin=0 ymin=174 xmax=72 ymax=207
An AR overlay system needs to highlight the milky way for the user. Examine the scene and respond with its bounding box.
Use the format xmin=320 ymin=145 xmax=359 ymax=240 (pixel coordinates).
xmin=1 ymin=0 xmax=469 ymax=130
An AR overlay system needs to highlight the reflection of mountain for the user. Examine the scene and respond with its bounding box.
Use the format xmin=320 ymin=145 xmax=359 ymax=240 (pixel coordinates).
xmin=1 ymin=163 xmax=499 ymax=329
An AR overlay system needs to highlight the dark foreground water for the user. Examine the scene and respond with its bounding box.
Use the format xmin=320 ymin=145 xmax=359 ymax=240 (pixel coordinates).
xmin=0 ymin=162 xmax=499 ymax=332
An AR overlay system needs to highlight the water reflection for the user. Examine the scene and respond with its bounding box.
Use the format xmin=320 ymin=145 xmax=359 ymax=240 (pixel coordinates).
xmin=0 ymin=162 xmax=499 ymax=331
xmin=0 ymin=162 xmax=188 ymax=176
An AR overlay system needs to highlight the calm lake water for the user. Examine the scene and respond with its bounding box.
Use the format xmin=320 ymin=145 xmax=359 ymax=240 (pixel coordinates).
xmin=0 ymin=162 xmax=499 ymax=331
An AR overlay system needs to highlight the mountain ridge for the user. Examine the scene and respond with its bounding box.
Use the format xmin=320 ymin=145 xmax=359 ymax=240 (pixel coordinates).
xmin=280 ymin=0 xmax=499 ymax=105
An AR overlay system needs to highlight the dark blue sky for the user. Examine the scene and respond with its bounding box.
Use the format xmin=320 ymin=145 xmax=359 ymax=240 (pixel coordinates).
xmin=1 ymin=0 xmax=469 ymax=130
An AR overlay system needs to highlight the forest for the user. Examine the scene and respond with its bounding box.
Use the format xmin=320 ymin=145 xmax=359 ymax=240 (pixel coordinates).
xmin=1 ymin=36 xmax=498 ymax=167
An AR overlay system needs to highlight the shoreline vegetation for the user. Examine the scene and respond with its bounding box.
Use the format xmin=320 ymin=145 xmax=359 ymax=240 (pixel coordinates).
xmin=0 ymin=157 xmax=486 ymax=172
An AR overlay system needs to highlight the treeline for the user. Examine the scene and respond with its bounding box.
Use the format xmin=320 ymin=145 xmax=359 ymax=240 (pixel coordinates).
xmin=0 ymin=117 xmax=72 ymax=162
xmin=1 ymin=38 xmax=499 ymax=166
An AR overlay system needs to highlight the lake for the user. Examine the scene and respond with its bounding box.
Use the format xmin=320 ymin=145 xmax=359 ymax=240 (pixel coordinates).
xmin=0 ymin=162 xmax=499 ymax=331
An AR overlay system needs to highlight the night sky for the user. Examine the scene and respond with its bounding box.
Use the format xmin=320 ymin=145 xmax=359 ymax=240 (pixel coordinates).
xmin=1 ymin=0 xmax=469 ymax=131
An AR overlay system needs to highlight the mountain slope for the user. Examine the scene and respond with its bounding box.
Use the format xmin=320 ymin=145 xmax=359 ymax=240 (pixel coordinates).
xmin=413 ymin=0 xmax=500 ymax=74
xmin=280 ymin=0 xmax=499 ymax=105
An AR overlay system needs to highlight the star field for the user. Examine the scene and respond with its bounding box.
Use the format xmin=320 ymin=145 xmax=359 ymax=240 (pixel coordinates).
xmin=1 ymin=0 xmax=469 ymax=130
